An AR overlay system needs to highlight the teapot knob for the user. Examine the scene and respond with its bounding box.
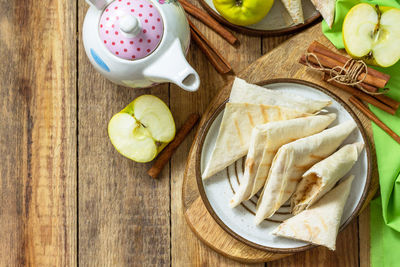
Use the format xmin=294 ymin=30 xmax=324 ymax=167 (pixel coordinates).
xmin=120 ymin=15 xmax=141 ymax=37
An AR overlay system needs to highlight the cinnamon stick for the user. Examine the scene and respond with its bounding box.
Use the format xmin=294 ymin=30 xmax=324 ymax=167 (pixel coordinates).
xmin=349 ymin=96 xmax=400 ymax=145
xmin=179 ymin=0 xmax=239 ymax=46
xmin=323 ymin=73 xmax=399 ymax=111
xmin=322 ymin=73 xmax=396 ymax=115
xmin=148 ymin=113 xmax=200 ymax=179
xmin=189 ymin=19 xmax=232 ymax=74
xmin=378 ymin=94 xmax=400 ymax=111
xmin=308 ymin=41 xmax=391 ymax=82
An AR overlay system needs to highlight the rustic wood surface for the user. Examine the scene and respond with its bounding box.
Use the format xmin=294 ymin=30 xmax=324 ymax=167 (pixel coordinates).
xmin=0 ymin=0 xmax=375 ymax=266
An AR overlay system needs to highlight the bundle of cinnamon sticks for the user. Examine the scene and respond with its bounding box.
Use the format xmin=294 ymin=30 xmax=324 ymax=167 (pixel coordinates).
xmin=300 ymin=41 xmax=400 ymax=115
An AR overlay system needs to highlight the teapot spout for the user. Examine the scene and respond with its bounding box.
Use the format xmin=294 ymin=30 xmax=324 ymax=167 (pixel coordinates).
xmin=144 ymin=39 xmax=200 ymax=92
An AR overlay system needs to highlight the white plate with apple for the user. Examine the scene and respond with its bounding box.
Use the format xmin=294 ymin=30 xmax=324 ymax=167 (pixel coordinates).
xmin=198 ymin=0 xmax=321 ymax=36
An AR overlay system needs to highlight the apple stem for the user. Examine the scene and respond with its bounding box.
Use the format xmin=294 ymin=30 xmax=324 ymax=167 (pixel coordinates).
xmin=365 ymin=51 xmax=374 ymax=61
xmin=235 ymin=0 xmax=242 ymax=6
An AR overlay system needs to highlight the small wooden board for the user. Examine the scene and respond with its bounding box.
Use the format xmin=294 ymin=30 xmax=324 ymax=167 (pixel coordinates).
xmin=182 ymin=23 xmax=380 ymax=263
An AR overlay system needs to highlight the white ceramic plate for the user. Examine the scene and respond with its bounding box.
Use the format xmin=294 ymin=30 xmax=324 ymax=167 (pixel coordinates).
xmin=198 ymin=80 xmax=371 ymax=252
xmin=201 ymin=0 xmax=320 ymax=32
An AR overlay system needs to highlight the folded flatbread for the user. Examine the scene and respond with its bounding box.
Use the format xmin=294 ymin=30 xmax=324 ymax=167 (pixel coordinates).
xmin=279 ymin=0 xmax=304 ymax=25
xmin=273 ymin=175 xmax=355 ymax=250
xmin=230 ymin=114 xmax=337 ymax=208
xmin=229 ymin=78 xmax=331 ymax=114
xmin=202 ymin=103 xmax=309 ymax=179
xmin=311 ymin=0 xmax=336 ymax=28
xmin=291 ymin=142 xmax=364 ymax=215
xmin=255 ymin=120 xmax=357 ymax=224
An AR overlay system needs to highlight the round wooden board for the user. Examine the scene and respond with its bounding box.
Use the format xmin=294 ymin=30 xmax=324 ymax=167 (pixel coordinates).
xmin=198 ymin=0 xmax=322 ymax=36
xmin=182 ymin=24 xmax=380 ymax=263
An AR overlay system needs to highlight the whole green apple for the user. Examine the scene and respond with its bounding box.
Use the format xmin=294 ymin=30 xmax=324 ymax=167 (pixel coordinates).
xmin=213 ymin=0 xmax=274 ymax=26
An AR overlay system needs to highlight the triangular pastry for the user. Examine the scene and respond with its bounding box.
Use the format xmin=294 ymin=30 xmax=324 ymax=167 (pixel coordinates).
xmin=291 ymin=142 xmax=364 ymax=214
xmin=273 ymin=175 xmax=355 ymax=250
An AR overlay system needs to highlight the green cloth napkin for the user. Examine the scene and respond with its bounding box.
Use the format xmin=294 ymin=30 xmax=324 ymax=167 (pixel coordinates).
xmin=321 ymin=0 xmax=400 ymax=266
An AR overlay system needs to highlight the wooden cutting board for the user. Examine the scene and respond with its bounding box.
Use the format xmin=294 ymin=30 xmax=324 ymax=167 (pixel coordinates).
xmin=182 ymin=23 xmax=379 ymax=263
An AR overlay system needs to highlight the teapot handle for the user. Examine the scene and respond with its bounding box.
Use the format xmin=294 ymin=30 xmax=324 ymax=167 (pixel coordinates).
xmin=143 ymin=39 xmax=200 ymax=92
xmin=85 ymin=0 xmax=113 ymax=10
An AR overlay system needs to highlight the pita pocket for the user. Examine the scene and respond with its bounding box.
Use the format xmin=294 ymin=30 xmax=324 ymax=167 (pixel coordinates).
xmin=255 ymin=120 xmax=357 ymax=224
xmin=311 ymin=0 xmax=336 ymax=28
xmin=279 ymin=0 xmax=304 ymax=25
xmin=291 ymin=142 xmax=364 ymax=215
xmin=229 ymin=78 xmax=331 ymax=114
xmin=273 ymin=175 xmax=355 ymax=250
xmin=202 ymin=103 xmax=308 ymax=179
xmin=230 ymin=114 xmax=337 ymax=208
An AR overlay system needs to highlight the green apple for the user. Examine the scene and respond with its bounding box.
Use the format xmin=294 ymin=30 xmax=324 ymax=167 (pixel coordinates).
xmin=213 ymin=0 xmax=274 ymax=26
xmin=343 ymin=3 xmax=400 ymax=67
xmin=108 ymin=95 xmax=175 ymax=163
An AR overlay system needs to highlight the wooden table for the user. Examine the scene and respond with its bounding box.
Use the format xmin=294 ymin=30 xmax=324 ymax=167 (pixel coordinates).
xmin=0 ymin=0 xmax=371 ymax=266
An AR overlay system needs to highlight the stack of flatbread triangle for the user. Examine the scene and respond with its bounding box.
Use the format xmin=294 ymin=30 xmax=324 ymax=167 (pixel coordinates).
xmin=230 ymin=114 xmax=337 ymax=208
xmin=202 ymin=77 xmax=362 ymax=250
xmin=280 ymin=0 xmax=336 ymax=28
xmin=255 ymin=120 xmax=357 ymax=224
xmin=202 ymin=77 xmax=332 ymax=179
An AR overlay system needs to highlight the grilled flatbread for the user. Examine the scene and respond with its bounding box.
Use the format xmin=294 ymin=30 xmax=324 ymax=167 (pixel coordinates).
xmin=273 ymin=175 xmax=355 ymax=250
xmin=291 ymin=142 xmax=363 ymax=214
xmin=279 ymin=0 xmax=304 ymax=25
xmin=202 ymin=103 xmax=308 ymax=179
xmin=229 ymin=78 xmax=331 ymax=114
xmin=255 ymin=120 xmax=357 ymax=224
xmin=230 ymin=114 xmax=336 ymax=208
xmin=311 ymin=0 xmax=336 ymax=28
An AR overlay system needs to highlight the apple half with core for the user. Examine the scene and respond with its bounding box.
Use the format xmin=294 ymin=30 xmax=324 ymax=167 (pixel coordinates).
xmin=343 ymin=3 xmax=400 ymax=67
xmin=108 ymin=95 xmax=176 ymax=163
xmin=213 ymin=0 xmax=274 ymax=26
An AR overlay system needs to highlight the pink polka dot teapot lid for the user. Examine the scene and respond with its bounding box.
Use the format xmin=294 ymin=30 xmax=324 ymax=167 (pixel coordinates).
xmin=99 ymin=0 xmax=164 ymax=60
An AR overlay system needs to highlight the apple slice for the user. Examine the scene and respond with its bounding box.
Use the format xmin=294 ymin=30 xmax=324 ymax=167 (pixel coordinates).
xmin=108 ymin=95 xmax=176 ymax=163
xmin=343 ymin=3 xmax=400 ymax=67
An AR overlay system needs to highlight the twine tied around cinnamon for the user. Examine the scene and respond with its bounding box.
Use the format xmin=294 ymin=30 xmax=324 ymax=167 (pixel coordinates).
xmin=305 ymin=52 xmax=389 ymax=95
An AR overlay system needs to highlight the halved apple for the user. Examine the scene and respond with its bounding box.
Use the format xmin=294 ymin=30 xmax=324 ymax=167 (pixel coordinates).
xmin=343 ymin=3 xmax=400 ymax=67
xmin=108 ymin=95 xmax=175 ymax=163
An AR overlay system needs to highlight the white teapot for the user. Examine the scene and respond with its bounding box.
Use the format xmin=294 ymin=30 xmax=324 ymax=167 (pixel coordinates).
xmin=83 ymin=0 xmax=200 ymax=91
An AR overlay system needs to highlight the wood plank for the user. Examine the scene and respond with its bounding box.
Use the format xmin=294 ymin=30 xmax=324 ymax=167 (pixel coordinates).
xmin=77 ymin=2 xmax=170 ymax=266
xmin=359 ymin=207 xmax=370 ymax=267
xmin=262 ymin=35 xmax=293 ymax=54
xmin=0 ymin=0 xmax=77 ymax=265
xmin=170 ymin=1 xmax=264 ymax=264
